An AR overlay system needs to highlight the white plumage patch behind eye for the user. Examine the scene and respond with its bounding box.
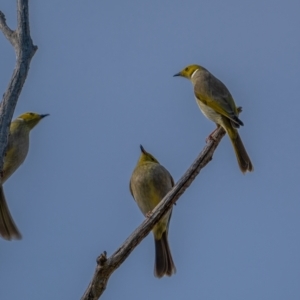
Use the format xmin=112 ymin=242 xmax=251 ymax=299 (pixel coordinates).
xmin=191 ymin=68 xmax=199 ymax=79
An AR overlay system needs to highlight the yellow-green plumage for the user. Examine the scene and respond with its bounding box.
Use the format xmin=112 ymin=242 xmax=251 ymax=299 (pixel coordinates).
xmin=0 ymin=112 xmax=49 ymax=240
xmin=130 ymin=145 xmax=176 ymax=278
xmin=174 ymin=64 xmax=253 ymax=173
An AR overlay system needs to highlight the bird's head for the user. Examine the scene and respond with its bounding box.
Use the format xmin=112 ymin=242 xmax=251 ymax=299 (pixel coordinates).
xmin=173 ymin=64 xmax=203 ymax=80
xmin=17 ymin=112 xmax=49 ymax=130
xmin=138 ymin=145 xmax=159 ymax=164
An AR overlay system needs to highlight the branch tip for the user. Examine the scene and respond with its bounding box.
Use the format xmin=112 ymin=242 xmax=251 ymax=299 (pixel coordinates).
xmin=0 ymin=11 xmax=6 ymax=21
xmin=97 ymin=252 xmax=107 ymax=266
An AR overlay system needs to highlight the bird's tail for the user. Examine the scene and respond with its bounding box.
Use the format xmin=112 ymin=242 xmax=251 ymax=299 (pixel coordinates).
xmin=230 ymin=132 xmax=253 ymax=173
xmin=0 ymin=186 xmax=22 ymax=240
xmin=154 ymin=231 xmax=176 ymax=278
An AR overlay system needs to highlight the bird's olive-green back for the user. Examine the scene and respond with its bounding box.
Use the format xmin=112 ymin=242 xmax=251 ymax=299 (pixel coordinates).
xmin=130 ymin=146 xmax=174 ymax=211
xmin=130 ymin=155 xmax=174 ymax=240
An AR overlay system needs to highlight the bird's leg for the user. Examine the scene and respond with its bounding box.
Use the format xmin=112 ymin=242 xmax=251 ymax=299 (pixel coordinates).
xmin=206 ymin=124 xmax=220 ymax=143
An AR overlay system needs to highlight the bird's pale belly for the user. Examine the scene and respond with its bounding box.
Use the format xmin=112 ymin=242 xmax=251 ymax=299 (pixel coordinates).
xmin=195 ymin=97 xmax=223 ymax=125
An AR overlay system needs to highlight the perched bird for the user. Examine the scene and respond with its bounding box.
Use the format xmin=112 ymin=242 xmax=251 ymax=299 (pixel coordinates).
xmin=174 ymin=64 xmax=253 ymax=173
xmin=130 ymin=145 xmax=176 ymax=278
xmin=0 ymin=112 xmax=49 ymax=240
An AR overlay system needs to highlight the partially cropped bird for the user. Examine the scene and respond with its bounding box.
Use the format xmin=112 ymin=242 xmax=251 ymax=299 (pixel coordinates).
xmin=0 ymin=112 xmax=49 ymax=240
xmin=174 ymin=64 xmax=253 ymax=173
xmin=130 ymin=145 xmax=176 ymax=278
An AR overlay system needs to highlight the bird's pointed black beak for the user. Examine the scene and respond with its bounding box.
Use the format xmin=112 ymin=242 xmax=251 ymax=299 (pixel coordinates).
xmin=173 ymin=72 xmax=181 ymax=77
xmin=40 ymin=114 xmax=50 ymax=119
xmin=140 ymin=145 xmax=146 ymax=154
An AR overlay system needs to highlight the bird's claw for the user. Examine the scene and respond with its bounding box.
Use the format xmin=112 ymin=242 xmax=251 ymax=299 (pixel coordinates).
xmin=205 ymin=125 xmax=220 ymax=143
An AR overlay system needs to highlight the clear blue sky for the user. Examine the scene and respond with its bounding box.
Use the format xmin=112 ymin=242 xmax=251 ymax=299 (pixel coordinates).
xmin=1 ymin=1 xmax=300 ymax=299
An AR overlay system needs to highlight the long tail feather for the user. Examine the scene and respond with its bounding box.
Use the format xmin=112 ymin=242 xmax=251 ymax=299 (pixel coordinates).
xmin=230 ymin=132 xmax=253 ymax=173
xmin=154 ymin=231 xmax=176 ymax=278
xmin=0 ymin=186 xmax=22 ymax=240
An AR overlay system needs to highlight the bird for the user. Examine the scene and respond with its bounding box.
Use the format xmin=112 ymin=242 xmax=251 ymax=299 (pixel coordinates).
xmin=130 ymin=145 xmax=176 ymax=278
xmin=0 ymin=112 xmax=49 ymax=240
xmin=174 ymin=64 xmax=253 ymax=173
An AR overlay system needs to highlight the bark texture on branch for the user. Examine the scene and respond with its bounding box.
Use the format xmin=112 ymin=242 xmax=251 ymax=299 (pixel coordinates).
xmin=81 ymin=127 xmax=226 ymax=300
xmin=0 ymin=0 xmax=37 ymax=175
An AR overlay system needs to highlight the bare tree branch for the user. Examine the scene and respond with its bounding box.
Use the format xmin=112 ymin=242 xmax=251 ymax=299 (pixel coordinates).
xmin=0 ymin=0 xmax=37 ymax=175
xmin=81 ymin=126 xmax=226 ymax=300
xmin=0 ymin=11 xmax=16 ymax=47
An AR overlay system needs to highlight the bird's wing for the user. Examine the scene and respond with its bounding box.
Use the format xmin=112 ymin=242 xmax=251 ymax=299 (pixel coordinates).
xmin=195 ymin=74 xmax=243 ymax=126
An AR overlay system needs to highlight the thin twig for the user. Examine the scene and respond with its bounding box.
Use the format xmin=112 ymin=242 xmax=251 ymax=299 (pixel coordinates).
xmin=0 ymin=0 xmax=37 ymax=176
xmin=81 ymin=126 xmax=226 ymax=300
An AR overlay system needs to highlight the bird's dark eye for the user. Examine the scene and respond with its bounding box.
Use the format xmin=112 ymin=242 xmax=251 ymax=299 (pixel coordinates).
xmin=185 ymin=68 xmax=188 ymax=71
